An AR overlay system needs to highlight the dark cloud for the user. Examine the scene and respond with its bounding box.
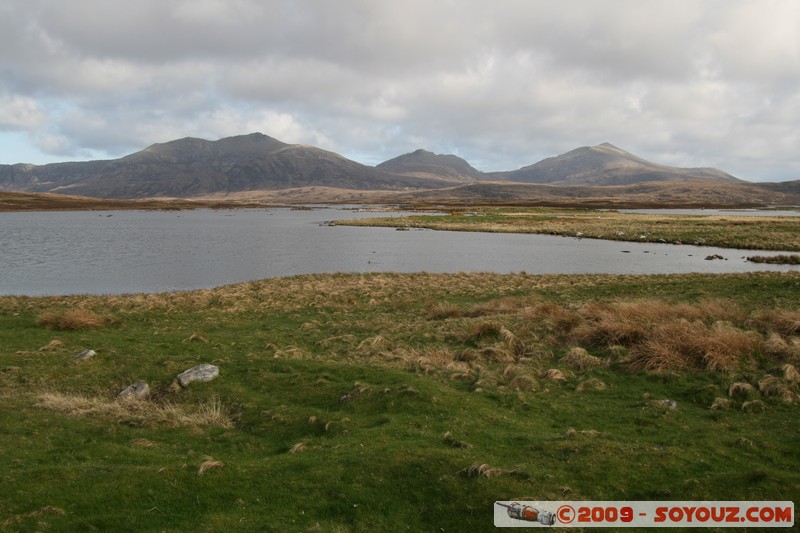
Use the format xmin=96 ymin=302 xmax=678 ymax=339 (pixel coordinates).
xmin=1 ymin=0 xmax=798 ymax=181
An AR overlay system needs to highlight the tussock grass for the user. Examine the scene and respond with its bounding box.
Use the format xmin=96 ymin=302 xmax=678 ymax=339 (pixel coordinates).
xmin=728 ymin=382 xmax=756 ymax=399
xmin=710 ymin=397 xmax=733 ymax=410
xmin=288 ymin=442 xmax=307 ymax=454
xmin=38 ymin=339 xmax=65 ymax=351
xmin=742 ymin=400 xmax=766 ymax=413
xmin=562 ymin=347 xmax=602 ymax=371
xmin=198 ymin=456 xmax=224 ymax=475
xmin=625 ymin=320 xmax=760 ymax=373
xmin=541 ymin=369 xmax=567 ymax=382
xmin=748 ymin=310 xmax=800 ymax=336
xmin=443 ymin=431 xmax=473 ymax=449
xmin=576 ymin=378 xmax=608 ymax=392
xmin=426 ymin=302 xmax=463 ymax=320
xmin=459 ymin=463 xmax=516 ymax=479
xmin=36 ymin=392 xmax=233 ymax=428
xmin=36 ymin=309 xmax=115 ymax=330
xmin=782 ymin=364 xmax=800 ymax=383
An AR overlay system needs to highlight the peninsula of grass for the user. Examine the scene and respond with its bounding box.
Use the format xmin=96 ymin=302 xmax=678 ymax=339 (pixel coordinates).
xmin=2 ymin=272 xmax=799 ymax=531
xmin=747 ymin=254 xmax=800 ymax=265
xmin=334 ymin=207 xmax=800 ymax=251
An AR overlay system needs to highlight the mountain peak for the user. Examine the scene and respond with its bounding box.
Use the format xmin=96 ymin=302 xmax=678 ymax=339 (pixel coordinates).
xmin=378 ymin=149 xmax=481 ymax=181
xmin=494 ymin=143 xmax=739 ymax=185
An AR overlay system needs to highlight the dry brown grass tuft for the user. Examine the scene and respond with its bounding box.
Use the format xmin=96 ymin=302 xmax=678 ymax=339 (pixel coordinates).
xmin=625 ymin=320 xmax=759 ymax=373
xmin=741 ymin=400 xmax=766 ymax=413
xmin=426 ymin=302 xmax=463 ymax=320
xmin=572 ymin=302 xmax=648 ymax=346
xmin=182 ymin=333 xmax=209 ymax=343
xmin=782 ymin=364 xmax=800 ymax=383
xmin=465 ymin=296 xmax=534 ymax=317
xmin=36 ymin=308 xmax=115 ymax=330
xmin=757 ymin=375 xmax=787 ymax=397
xmin=198 ymin=456 xmax=224 ymax=475
xmin=728 ymin=382 xmax=756 ymax=399
xmin=131 ymin=438 xmax=157 ymax=448
xmin=763 ymin=332 xmax=794 ymax=358
xmin=357 ymin=335 xmax=390 ymax=354
xmin=508 ymin=374 xmax=539 ymax=391
xmin=464 ymin=321 xmax=503 ymax=341
xmin=736 ymin=437 xmax=756 ymax=448
xmin=443 ymin=431 xmax=473 ymax=448
xmin=273 ymin=346 xmax=310 ymax=360
xmin=38 ymin=339 xmax=65 ymax=351
xmin=576 ymin=378 xmax=607 ymax=392
xmin=748 ymin=310 xmax=800 ymax=336
xmin=459 ymin=463 xmax=510 ymax=478
xmin=710 ymin=397 xmax=733 ymax=410
xmin=562 ymin=347 xmax=602 ymax=371
xmin=780 ymin=389 xmax=798 ymax=403
xmin=36 ymin=392 xmax=233 ymax=428
xmin=541 ymin=368 xmax=567 ymax=382
xmin=288 ymin=442 xmax=307 ymax=454
xmin=526 ymin=302 xmax=581 ymax=333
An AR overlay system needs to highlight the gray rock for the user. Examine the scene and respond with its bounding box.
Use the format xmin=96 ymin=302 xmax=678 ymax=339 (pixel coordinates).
xmin=74 ymin=349 xmax=96 ymax=361
xmin=118 ymin=380 xmax=150 ymax=401
xmin=657 ymin=399 xmax=678 ymax=409
xmin=177 ymin=363 xmax=219 ymax=387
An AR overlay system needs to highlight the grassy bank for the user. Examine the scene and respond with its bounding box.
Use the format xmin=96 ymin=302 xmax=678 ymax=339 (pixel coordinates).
xmin=334 ymin=207 xmax=800 ymax=251
xmin=1 ymin=272 xmax=799 ymax=531
xmin=0 ymin=191 xmax=273 ymax=212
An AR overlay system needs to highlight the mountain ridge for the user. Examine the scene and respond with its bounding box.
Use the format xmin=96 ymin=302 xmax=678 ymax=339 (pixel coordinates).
xmin=486 ymin=142 xmax=740 ymax=185
xmin=0 ymin=133 xmax=775 ymax=200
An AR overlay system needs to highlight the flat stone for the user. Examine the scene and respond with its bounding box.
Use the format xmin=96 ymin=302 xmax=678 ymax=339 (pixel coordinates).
xmin=177 ymin=363 xmax=219 ymax=387
xmin=117 ymin=380 xmax=150 ymax=401
xmin=74 ymin=349 xmax=96 ymax=361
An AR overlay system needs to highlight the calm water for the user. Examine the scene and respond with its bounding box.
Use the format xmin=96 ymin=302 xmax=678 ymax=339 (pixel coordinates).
xmin=0 ymin=207 xmax=797 ymax=296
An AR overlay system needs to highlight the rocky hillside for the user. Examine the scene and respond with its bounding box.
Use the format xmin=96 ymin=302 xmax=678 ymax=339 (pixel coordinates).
xmin=1 ymin=134 xmax=786 ymax=203
xmin=488 ymin=143 xmax=740 ymax=185
xmin=0 ymin=133 xmax=452 ymax=199
xmin=377 ymin=149 xmax=481 ymax=181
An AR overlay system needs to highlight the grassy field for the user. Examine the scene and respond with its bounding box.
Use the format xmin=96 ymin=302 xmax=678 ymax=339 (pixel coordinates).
xmin=334 ymin=207 xmax=800 ymax=251
xmin=1 ymin=272 xmax=799 ymax=531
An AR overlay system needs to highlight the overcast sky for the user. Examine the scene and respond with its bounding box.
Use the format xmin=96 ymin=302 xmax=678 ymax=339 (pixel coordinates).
xmin=1 ymin=0 xmax=799 ymax=181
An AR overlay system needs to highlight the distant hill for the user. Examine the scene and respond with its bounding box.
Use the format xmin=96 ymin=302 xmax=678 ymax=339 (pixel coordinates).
xmin=488 ymin=143 xmax=740 ymax=185
xmin=377 ymin=149 xmax=481 ymax=181
xmin=1 ymin=134 xmax=789 ymax=205
xmin=392 ymin=179 xmax=800 ymax=208
xmin=0 ymin=133 xmax=453 ymax=199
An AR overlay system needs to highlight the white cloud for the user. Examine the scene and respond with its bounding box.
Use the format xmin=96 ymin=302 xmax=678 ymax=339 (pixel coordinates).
xmin=0 ymin=93 xmax=47 ymax=130
xmin=0 ymin=0 xmax=798 ymax=181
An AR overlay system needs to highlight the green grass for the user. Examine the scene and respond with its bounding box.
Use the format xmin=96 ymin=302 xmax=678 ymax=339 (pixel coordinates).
xmin=334 ymin=207 xmax=800 ymax=251
xmin=1 ymin=272 xmax=799 ymax=531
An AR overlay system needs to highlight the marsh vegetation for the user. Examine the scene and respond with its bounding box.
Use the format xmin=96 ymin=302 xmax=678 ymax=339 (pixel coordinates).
xmin=1 ymin=271 xmax=799 ymax=530
xmin=335 ymin=207 xmax=800 ymax=251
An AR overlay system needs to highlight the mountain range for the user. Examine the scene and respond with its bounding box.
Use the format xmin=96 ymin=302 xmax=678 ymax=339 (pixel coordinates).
xmin=0 ymin=132 xmax=796 ymax=204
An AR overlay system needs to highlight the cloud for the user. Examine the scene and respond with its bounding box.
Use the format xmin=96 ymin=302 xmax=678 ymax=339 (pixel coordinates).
xmin=0 ymin=0 xmax=798 ymax=181
xmin=0 ymin=93 xmax=47 ymax=131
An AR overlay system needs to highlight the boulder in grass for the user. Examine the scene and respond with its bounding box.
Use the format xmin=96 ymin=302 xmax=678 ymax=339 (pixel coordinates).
xmin=74 ymin=349 xmax=96 ymax=361
xmin=118 ymin=380 xmax=150 ymax=401
xmin=177 ymin=364 xmax=219 ymax=387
